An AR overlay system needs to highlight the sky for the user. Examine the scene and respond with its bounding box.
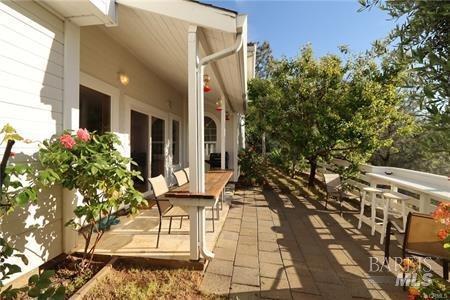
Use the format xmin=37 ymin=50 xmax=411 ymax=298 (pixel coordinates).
xmin=204 ymin=0 xmax=395 ymax=58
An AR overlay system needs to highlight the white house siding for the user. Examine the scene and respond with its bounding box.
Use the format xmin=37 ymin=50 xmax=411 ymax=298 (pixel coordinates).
xmin=0 ymin=0 xmax=64 ymax=283
xmin=80 ymin=26 xmax=185 ymax=183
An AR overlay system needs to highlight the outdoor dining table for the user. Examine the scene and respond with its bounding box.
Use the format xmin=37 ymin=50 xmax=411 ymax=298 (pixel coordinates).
xmin=165 ymin=170 xmax=233 ymax=261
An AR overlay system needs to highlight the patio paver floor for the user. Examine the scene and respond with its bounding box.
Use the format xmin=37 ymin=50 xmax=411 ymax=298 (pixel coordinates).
xmin=200 ymin=168 xmax=415 ymax=299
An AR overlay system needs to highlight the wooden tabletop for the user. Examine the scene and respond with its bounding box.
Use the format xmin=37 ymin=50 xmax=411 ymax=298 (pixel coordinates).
xmin=165 ymin=170 xmax=233 ymax=200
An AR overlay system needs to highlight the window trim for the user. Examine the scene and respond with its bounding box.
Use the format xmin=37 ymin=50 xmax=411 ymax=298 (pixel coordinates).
xmin=204 ymin=113 xmax=219 ymax=157
xmin=80 ymin=72 xmax=120 ymax=133
xmin=170 ymin=116 xmax=182 ymax=168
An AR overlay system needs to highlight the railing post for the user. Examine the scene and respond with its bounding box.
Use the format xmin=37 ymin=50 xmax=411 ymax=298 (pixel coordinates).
xmin=419 ymin=194 xmax=431 ymax=213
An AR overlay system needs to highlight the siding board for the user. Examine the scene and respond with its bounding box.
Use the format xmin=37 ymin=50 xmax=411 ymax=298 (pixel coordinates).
xmin=0 ymin=0 xmax=63 ymax=284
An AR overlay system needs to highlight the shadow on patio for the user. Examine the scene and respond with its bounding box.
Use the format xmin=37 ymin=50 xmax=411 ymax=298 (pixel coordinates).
xmin=200 ymin=167 xmax=415 ymax=299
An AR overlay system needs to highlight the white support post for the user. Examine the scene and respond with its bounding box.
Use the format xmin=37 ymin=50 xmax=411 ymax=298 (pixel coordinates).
xmin=188 ymin=26 xmax=200 ymax=193
xmin=62 ymin=20 xmax=80 ymax=253
xmin=197 ymin=65 xmax=205 ymax=191
xmin=220 ymin=99 xmax=226 ymax=169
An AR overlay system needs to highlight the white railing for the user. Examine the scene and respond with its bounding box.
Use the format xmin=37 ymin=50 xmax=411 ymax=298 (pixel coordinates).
xmin=318 ymin=159 xmax=449 ymax=214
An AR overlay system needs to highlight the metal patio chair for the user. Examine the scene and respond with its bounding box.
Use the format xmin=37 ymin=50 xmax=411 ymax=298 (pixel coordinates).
xmin=323 ymin=173 xmax=359 ymax=215
xmin=385 ymin=212 xmax=449 ymax=285
xmin=174 ymin=169 xmax=188 ymax=186
xmin=148 ymin=175 xmax=189 ymax=248
xmin=176 ymin=167 xmax=218 ymax=232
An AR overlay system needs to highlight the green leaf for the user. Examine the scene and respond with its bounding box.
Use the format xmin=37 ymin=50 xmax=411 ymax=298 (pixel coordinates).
xmin=15 ymin=192 xmax=30 ymax=206
xmin=28 ymin=286 xmax=40 ymax=297
xmin=28 ymin=274 xmax=39 ymax=285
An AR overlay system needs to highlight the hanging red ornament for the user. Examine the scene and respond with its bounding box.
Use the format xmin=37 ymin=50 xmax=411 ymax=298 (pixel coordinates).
xmin=203 ymin=74 xmax=212 ymax=93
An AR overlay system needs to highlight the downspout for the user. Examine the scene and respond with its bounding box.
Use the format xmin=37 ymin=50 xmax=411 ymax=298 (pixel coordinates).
xmin=196 ymin=31 xmax=243 ymax=260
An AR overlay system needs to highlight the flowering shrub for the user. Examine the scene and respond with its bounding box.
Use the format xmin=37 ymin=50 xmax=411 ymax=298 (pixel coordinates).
xmin=401 ymin=257 xmax=448 ymax=300
xmin=37 ymin=129 xmax=146 ymax=269
xmin=432 ymin=202 xmax=450 ymax=251
xmin=402 ymin=202 xmax=450 ymax=300
xmin=238 ymin=147 xmax=266 ymax=186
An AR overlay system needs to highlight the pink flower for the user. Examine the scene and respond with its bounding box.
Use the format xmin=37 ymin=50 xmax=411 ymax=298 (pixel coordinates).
xmin=59 ymin=134 xmax=76 ymax=149
xmin=438 ymin=229 xmax=448 ymax=241
xmin=76 ymin=128 xmax=90 ymax=142
xmin=9 ymin=152 xmax=15 ymax=158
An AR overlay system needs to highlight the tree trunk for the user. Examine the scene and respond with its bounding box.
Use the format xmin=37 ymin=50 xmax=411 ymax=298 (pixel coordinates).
xmin=290 ymin=160 xmax=296 ymax=178
xmin=308 ymin=157 xmax=317 ymax=187
xmin=261 ymin=132 xmax=266 ymax=157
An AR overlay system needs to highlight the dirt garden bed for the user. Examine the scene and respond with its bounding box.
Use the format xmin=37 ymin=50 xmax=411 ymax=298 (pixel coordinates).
xmin=82 ymin=258 xmax=218 ymax=300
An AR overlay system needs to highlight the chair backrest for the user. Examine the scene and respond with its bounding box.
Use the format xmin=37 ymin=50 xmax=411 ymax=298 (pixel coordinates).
xmin=174 ymin=170 xmax=188 ymax=186
xmin=404 ymin=212 xmax=449 ymax=259
xmin=148 ymin=175 xmax=169 ymax=198
xmin=183 ymin=167 xmax=190 ymax=182
xmin=323 ymin=173 xmax=341 ymax=193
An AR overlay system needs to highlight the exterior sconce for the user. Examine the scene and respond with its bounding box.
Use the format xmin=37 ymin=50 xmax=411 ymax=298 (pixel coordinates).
xmin=203 ymin=74 xmax=211 ymax=93
xmin=118 ymin=72 xmax=129 ymax=86
xmin=216 ymin=99 xmax=223 ymax=112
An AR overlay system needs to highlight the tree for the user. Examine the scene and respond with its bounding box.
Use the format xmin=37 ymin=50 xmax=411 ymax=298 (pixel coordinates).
xmin=246 ymin=77 xmax=279 ymax=156
xmin=360 ymin=0 xmax=449 ymax=126
xmin=269 ymin=45 xmax=414 ymax=186
xmin=250 ymin=41 xmax=275 ymax=156
xmin=360 ymin=1 xmax=450 ymax=174
xmin=255 ymin=41 xmax=274 ymax=79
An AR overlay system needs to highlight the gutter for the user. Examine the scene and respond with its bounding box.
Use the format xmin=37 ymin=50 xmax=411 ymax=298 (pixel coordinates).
xmin=198 ymin=31 xmax=244 ymax=114
xmin=195 ymin=31 xmax=243 ymax=261
xmin=199 ymin=32 xmax=243 ymax=66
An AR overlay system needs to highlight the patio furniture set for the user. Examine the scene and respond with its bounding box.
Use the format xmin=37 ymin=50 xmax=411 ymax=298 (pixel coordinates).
xmin=323 ymin=173 xmax=409 ymax=244
xmin=147 ymin=167 xmax=230 ymax=255
xmin=323 ymin=172 xmax=449 ymax=282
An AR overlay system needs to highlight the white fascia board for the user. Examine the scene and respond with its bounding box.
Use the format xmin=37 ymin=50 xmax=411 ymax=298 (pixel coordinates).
xmin=41 ymin=0 xmax=117 ymax=26
xmin=116 ymin=0 xmax=237 ymax=33
xmin=237 ymin=14 xmax=248 ymax=112
xmin=89 ymin=0 xmax=118 ymax=26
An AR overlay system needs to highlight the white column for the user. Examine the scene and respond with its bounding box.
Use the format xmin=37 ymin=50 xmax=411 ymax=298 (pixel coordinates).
xmin=62 ymin=20 xmax=80 ymax=253
xmin=220 ymin=100 xmax=226 ymax=169
xmin=188 ymin=26 xmax=200 ymax=193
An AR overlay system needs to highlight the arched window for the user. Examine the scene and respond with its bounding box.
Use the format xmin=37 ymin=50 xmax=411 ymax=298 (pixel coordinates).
xmin=204 ymin=116 xmax=217 ymax=157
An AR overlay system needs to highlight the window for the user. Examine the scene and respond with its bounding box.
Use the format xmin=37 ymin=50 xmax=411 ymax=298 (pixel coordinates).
xmin=172 ymin=120 xmax=180 ymax=165
xmin=79 ymin=85 xmax=111 ymax=134
xmin=204 ymin=116 xmax=217 ymax=157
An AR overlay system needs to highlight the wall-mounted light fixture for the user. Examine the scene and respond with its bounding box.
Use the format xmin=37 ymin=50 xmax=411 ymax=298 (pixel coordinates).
xmin=118 ymin=72 xmax=129 ymax=86
xmin=216 ymin=99 xmax=223 ymax=111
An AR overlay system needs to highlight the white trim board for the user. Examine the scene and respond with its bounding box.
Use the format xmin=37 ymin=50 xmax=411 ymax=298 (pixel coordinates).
xmin=80 ymin=71 xmax=120 ymax=133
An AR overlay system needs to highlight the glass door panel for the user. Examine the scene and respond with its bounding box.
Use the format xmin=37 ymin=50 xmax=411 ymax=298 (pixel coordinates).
xmin=151 ymin=117 xmax=165 ymax=177
xmin=130 ymin=110 xmax=149 ymax=192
